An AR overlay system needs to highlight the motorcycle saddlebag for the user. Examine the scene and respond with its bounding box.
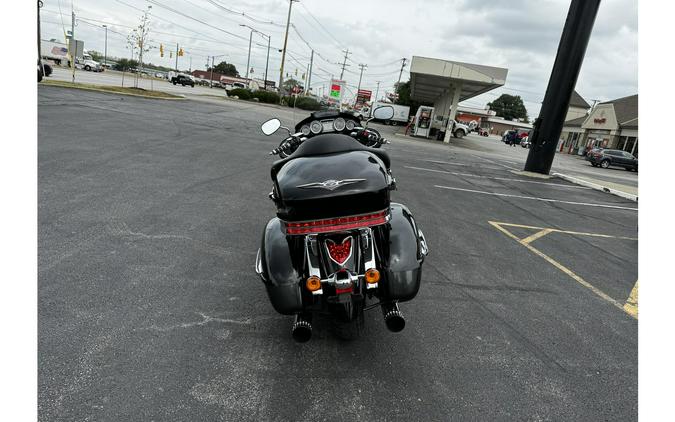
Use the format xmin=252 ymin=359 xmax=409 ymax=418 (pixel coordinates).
xmin=257 ymin=217 xmax=303 ymax=315
xmin=380 ymin=203 xmax=425 ymax=302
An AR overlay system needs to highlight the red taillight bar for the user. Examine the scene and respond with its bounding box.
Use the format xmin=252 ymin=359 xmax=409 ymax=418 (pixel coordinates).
xmin=284 ymin=210 xmax=389 ymax=235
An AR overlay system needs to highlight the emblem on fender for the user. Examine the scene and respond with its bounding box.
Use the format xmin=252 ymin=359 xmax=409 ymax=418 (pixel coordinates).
xmin=296 ymin=179 xmax=365 ymax=191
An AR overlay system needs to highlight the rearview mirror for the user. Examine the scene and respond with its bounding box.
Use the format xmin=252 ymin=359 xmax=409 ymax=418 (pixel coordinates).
xmin=261 ymin=118 xmax=281 ymax=136
xmin=372 ymin=106 xmax=395 ymax=120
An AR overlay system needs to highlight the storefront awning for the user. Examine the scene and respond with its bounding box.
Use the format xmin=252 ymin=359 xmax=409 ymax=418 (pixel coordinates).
xmin=409 ymin=56 xmax=508 ymax=103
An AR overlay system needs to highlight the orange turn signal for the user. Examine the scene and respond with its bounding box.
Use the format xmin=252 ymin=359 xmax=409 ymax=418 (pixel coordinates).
xmin=306 ymin=275 xmax=322 ymax=291
xmin=365 ymin=268 xmax=380 ymax=284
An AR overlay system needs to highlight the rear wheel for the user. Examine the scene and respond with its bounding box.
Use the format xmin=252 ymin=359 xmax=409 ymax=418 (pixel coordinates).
xmin=454 ymin=130 xmax=465 ymax=139
xmin=85 ymin=65 xmax=91 ymax=71
xmin=332 ymin=301 xmax=364 ymax=341
xmin=600 ymin=160 xmax=610 ymax=169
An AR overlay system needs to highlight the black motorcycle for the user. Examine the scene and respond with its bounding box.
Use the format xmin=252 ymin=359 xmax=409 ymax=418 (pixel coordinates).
xmin=255 ymin=106 xmax=428 ymax=342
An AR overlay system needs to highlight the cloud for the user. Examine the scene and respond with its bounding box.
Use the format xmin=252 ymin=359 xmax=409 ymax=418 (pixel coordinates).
xmin=39 ymin=0 xmax=637 ymax=112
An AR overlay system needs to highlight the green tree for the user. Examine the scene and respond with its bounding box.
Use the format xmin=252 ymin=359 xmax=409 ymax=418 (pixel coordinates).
xmin=394 ymin=80 xmax=432 ymax=116
xmin=88 ymin=50 xmax=103 ymax=62
xmin=114 ymin=58 xmax=139 ymax=71
xmin=209 ymin=61 xmax=239 ymax=77
xmin=487 ymin=94 xmax=529 ymax=121
xmin=282 ymin=78 xmax=303 ymax=92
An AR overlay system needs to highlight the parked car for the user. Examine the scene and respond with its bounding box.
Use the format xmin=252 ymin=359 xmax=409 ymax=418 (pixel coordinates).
xmin=521 ymin=137 xmax=531 ymax=148
xmin=171 ymin=74 xmax=195 ymax=87
xmin=586 ymin=149 xmax=638 ymax=171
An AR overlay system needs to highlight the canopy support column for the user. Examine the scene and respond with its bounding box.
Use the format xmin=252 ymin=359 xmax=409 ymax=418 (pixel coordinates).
xmin=443 ymin=82 xmax=462 ymax=143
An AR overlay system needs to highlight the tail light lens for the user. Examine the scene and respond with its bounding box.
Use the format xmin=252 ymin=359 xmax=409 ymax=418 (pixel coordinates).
xmin=326 ymin=237 xmax=352 ymax=264
xmin=284 ymin=210 xmax=388 ymax=235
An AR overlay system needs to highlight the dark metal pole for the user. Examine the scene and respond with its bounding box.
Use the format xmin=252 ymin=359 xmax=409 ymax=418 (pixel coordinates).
xmin=524 ymin=0 xmax=602 ymax=174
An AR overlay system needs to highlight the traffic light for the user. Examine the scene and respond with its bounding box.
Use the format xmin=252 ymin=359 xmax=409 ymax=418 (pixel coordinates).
xmin=159 ymin=44 xmax=164 ymax=57
xmin=178 ymin=48 xmax=184 ymax=57
xmin=170 ymin=51 xmax=173 ymax=59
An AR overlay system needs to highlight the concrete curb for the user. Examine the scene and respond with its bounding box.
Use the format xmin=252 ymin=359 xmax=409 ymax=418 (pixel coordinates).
xmin=552 ymin=172 xmax=638 ymax=202
xmin=41 ymin=81 xmax=186 ymax=100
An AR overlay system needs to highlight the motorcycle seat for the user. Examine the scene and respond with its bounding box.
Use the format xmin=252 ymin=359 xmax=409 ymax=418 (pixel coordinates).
xmin=271 ymin=134 xmax=390 ymax=177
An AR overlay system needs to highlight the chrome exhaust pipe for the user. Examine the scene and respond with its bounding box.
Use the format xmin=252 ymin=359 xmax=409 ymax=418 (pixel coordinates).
xmin=382 ymin=302 xmax=405 ymax=333
xmin=291 ymin=314 xmax=312 ymax=343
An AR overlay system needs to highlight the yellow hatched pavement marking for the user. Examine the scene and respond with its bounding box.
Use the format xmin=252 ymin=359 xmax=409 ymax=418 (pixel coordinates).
xmin=488 ymin=221 xmax=637 ymax=320
xmin=520 ymin=228 xmax=554 ymax=245
xmin=494 ymin=221 xmax=638 ymax=242
xmin=623 ymin=280 xmax=639 ymax=318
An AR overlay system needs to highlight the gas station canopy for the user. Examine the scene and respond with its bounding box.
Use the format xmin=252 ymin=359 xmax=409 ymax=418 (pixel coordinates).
xmin=409 ymin=56 xmax=508 ymax=103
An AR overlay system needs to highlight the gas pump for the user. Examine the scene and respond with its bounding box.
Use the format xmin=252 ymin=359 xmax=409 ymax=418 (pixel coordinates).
xmin=413 ymin=106 xmax=434 ymax=138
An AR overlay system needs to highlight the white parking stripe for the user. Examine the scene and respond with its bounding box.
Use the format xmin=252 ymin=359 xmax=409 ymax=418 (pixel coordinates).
xmin=470 ymin=154 xmax=519 ymax=171
xmin=434 ymin=185 xmax=638 ymax=211
xmin=423 ymin=159 xmax=467 ymax=166
xmin=404 ymin=166 xmax=591 ymax=189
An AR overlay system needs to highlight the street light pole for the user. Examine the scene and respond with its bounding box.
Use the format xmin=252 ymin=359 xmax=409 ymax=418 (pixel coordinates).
xmin=279 ymin=0 xmax=297 ymax=97
xmin=102 ymin=25 xmax=107 ymax=68
xmin=240 ymin=24 xmax=271 ymax=91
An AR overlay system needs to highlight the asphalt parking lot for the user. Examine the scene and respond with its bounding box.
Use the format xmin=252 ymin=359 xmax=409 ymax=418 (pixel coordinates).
xmin=38 ymin=86 xmax=637 ymax=421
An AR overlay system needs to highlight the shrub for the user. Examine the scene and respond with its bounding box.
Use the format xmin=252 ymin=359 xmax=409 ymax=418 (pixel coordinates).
xmin=252 ymin=90 xmax=280 ymax=104
xmin=283 ymin=96 xmax=321 ymax=111
xmin=228 ymin=88 xmax=251 ymax=100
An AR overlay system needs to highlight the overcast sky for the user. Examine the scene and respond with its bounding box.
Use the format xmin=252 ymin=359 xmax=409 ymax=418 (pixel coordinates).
xmin=40 ymin=0 xmax=637 ymax=116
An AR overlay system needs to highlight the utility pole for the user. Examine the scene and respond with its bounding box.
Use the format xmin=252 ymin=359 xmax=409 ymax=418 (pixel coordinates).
xmin=71 ymin=9 xmax=75 ymax=82
xmin=245 ymin=27 xmax=253 ymax=87
xmin=306 ymin=49 xmax=314 ymax=96
xmin=279 ymin=0 xmax=297 ymax=97
xmin=210 ymin=56 xmax=214 ymax=88
xmin=264 ymin=35 xmax=270 ymax=90
xmin=175 ymin=43 xmax=179 ymax=71
xmin=339 ymin=49 xmax=351 ymax=80
xmin=102 ymin=25 xmax=107 ymax=68
xmin=38 ymin=1 xmax=44 ymax=75
xmin=396 ymin=57 xmax=407 ymax=88
xmin=524 ymin=0 xmax=601 ymax=174
xmin=374 ymin=80 xmax=381 ymax=103
xmin=355 ymin=63 xmax=367 ymax=105
xmin=189 ymin=56 xmax=192 ymax=72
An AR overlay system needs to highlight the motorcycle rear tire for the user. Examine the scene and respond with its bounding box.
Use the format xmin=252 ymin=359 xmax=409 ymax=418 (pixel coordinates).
xmin=331 ymin=301 xmax=364 ymax=341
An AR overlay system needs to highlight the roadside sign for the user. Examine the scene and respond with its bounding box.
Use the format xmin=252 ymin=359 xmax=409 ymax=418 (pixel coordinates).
xmin=329 ymin=79 xmax=345 ymax=102
xmin=355 ymin=89 xmax=372 ymax=108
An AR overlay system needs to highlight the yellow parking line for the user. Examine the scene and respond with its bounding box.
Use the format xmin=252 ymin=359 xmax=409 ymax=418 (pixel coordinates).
xmin=623 ymin=280 xmax=639 ymax=318
xmin=488 ymin=221 xmax=636 ymax=319
xmin=491 ymin=221 xmax=638 ymax=241
xmin=520 ymin=228 xmax=554 ymax=245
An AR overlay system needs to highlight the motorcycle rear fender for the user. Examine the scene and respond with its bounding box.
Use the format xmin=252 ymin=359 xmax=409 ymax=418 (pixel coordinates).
xmin=258 ymin=218 xmax=303 ymax=315
xmin=381 ymin=203 xmax=426 ymax=302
